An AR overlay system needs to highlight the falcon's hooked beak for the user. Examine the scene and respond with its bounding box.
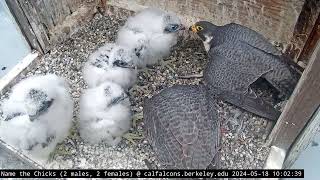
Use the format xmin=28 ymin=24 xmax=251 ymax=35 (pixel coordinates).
xmin=189 ymin=24 xmax=198 ymax=33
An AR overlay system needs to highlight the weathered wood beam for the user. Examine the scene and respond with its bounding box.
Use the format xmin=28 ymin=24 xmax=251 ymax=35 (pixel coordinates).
xmin=17 ymin=0 xmax=51 ymax=52
xmin=268 ymin=41 xmax=320 ymax=151
xmin=285 ymin=0 xmax=320 ymax=64
xmin=6 ymin=0 xmax=93 ymax=53
xmin=298 ymin=14 xmax=320 ymax=65
xmin=5 ymin=0 xmax=44 ymax=53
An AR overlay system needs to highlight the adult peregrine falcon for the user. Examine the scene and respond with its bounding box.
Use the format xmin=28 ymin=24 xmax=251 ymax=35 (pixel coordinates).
xmin=190 ymin=21 xmax=300 ymax=121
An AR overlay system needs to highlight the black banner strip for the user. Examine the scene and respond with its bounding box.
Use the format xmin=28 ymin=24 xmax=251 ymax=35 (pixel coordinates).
xmin=0 ymin=169 xmax=304 ymax=178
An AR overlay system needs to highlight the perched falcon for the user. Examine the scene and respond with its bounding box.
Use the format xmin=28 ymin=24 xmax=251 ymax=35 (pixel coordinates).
xmin=190 ymin=21 xmax=300 ymax=121
xmin=0 ymin=74 xmax=73 ymax=163
xmin=83 ymin=43 xmax=138 ymax=90
xmin=116 ymin=8 xmax=185 ymax=68
xmin=144 ymin=85 xmax=220 ymax=169
xmin=79 ymin=81 xmax=132 ymax=146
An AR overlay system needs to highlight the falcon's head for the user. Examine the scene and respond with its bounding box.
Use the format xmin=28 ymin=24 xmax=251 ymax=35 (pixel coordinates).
xmin=189 ymin=21 xmax=216 ymax=42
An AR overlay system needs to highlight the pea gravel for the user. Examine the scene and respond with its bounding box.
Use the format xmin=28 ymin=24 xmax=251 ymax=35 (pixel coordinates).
xmin=0 ymin=7 xmax=275 ymax=172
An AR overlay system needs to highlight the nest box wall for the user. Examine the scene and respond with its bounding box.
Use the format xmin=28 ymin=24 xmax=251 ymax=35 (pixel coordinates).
xmin=110 ymin=0 xmax=302 ymax=42
xmin=108 ymin=0 xmax=319 ymax=65
xmin=6 ymin=0 xmax=97 ymax=53
xmin=6 ymin=0 xmax=320 ymax=66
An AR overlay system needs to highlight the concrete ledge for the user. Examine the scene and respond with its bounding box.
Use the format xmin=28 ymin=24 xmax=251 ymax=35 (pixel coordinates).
xmin=0 ymin=51 xmax=39 ymax=95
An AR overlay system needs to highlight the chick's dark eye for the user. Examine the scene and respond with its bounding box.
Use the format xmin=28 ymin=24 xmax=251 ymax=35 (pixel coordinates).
xmin=171 ymin=24 xmax=179 ymax=30
xmin=165 ymin=24 xmax=180 ymax=32
xmin=114 ymin=60 xmax=127 ymax=67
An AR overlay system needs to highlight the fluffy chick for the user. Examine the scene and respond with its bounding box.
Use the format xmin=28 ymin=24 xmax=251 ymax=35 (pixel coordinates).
xmin=79 ymin=81 xmax=132 ymax=146
xmin=0 ymin=74 xmax=73 ymax=163
xmin=83 ymin=43 xmax=138 ymax=90
xmin=116 ymin=8 xmax=184 ymax=68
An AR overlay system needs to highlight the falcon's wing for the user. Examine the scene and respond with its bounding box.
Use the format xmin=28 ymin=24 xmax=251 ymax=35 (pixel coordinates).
xmin=144 ymin=85 xmax=219 ymax=169
xmin=222 ymin=23 xmax=281 ymax=56
xmin=204 ymin=44 xmax=281 ymax=121
xmin=205 ymin=43 xmax=272 ymax=93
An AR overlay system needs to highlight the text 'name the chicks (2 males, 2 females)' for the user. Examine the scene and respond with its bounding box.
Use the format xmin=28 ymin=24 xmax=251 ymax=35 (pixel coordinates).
xmin=0 ymin=169 xmax=304 ymax=178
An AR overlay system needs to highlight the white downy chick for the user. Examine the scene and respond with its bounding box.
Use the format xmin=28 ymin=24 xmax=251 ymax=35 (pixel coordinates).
xmin=83 ymin=43 xmax=138 ymax=90
xmin=116 ymin=8 xmax=184 ymax=68
xmin=0 ymin=74 xmax=74 ymax=163
xmin=79 ymin=81 xmax=132 ymax=146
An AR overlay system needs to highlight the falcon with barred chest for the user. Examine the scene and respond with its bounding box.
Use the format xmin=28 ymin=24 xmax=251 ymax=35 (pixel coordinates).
xmin=116 ymin=8 xmax=185 ymax=68
xmin=190 ymin=21 xmax=300 ymax=121
xmin=0 ymin=74 xmax=73 ymax=163
xmin=83 ymin=43 xmax=138 ymax=90
xmin=144 ymin=85 xmax=220 ymax=169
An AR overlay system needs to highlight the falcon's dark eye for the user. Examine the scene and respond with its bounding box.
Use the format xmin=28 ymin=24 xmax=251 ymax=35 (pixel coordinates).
xmin=196 ymin=26 xmax=204 ymax=31
xmin=165 ymin=24 xmax=180 ymax=32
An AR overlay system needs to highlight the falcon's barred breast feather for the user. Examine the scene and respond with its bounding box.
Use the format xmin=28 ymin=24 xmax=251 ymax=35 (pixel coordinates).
xmin=144 ymin=85 xmax=220 ymax=169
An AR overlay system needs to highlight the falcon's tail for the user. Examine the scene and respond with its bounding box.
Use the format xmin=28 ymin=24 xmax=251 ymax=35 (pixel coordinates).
xmin=220 ymin=88 xmax=281 ymax=121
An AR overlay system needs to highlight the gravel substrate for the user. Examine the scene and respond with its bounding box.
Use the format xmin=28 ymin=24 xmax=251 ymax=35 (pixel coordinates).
xmin=0 ymin=7 xmax=274 ymax=171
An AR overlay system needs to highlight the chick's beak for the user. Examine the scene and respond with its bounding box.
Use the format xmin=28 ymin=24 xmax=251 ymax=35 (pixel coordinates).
xmin=189 ymin=24 xmax=198 ymax=33
xmin=109 ymin=93 xmax=129 ymax=106
xmin=122 ymin=64 xmax=136 ymax=69
xmin=126 ymin=63 xmax=137 ymax=69
xmin=117 ymin=61 xmax=136 ymax=69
